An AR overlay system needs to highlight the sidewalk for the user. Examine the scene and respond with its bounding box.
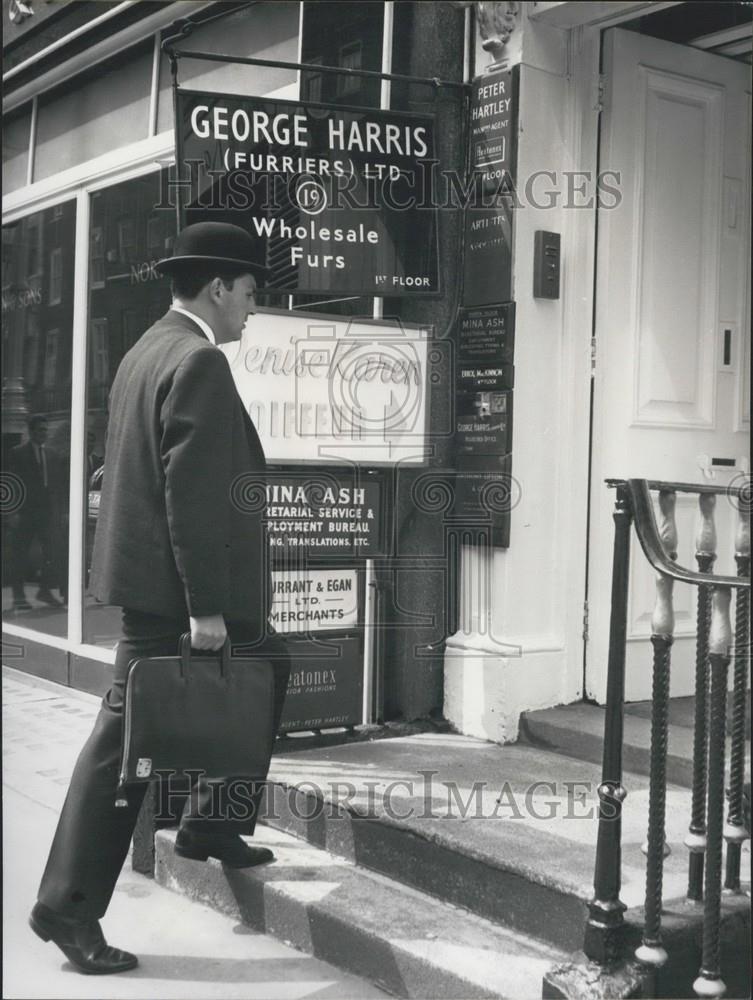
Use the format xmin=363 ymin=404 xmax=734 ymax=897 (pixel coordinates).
xmin=2 ymin=665 xmax=387 ymax=1000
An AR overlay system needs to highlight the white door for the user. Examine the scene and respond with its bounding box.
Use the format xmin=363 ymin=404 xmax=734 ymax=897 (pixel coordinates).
xmin=586 ymin=28 xmax=751 ymax=703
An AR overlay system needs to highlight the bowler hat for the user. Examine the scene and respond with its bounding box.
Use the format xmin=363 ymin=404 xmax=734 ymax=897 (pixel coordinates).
xmin=156 ymin=221 xmax=267 ymax=277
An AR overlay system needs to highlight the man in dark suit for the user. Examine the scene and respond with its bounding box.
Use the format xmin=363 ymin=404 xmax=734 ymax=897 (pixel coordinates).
xmin=31 ymin=223 xmax=290 ymax=975
xmin=8 ymin=414 xmax=66 ymax=610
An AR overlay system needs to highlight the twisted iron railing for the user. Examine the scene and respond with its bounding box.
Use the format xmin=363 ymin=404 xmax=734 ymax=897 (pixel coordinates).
xmin=584 ymin=478 xmax=750 ymax=998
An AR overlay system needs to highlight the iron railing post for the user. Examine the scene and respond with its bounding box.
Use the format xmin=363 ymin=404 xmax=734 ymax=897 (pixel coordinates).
xmin=687 ymin=494 xmax=717 ymax=900
xmin=584 ymin=482 xmax=632 ymax=964
xmin=636 ymin=491 xmax=677 ymax=970
xmin=723 ymin=505 xmax=751 ymax=892
xmin=693 ymin=586 xmax=733 ymax=1000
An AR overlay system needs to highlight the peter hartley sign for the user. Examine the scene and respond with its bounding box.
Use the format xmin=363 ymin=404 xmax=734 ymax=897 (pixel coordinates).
xmin=463 ymin=68 xmax=518 ymax=308
xmin=176 ymin=89 xmax=439 ymax=296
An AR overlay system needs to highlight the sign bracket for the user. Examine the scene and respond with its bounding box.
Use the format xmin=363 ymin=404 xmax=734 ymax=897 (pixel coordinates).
xmin=162 ymin=17 xmax=471 ymax=94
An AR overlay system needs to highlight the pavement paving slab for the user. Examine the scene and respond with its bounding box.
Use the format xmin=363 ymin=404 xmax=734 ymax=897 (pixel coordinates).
xmin=2 ymin=666 xmax=388 ymax=1000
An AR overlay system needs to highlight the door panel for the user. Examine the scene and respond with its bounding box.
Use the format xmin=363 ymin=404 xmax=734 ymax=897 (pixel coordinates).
xmin=587 ymin=28 xmax=750 ymax=703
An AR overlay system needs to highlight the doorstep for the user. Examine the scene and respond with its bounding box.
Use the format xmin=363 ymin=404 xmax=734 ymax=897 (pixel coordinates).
xmin=519 ymin=702 xmax=751 ymax=790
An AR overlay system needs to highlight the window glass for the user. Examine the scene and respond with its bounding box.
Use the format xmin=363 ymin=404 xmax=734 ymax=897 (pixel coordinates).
xmin=83 ymin=170 xmax=176 ymax=648
xmin=35 ymin=42 xmax=153 ymax=182
xmin=157 ymin=3 xmax=299 ymax=133
xmin=300 ymin=1 xmax=383 ymax=107
xmin=2 ymin=105 xmax=31 ymax=194
xmin=2 ymin=201 xmax=76 ymax=635
xmin=286 ymin=1 xmax=384 ymax=317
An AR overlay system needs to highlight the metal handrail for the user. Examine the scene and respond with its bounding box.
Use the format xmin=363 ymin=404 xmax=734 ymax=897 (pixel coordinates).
xmin=624 ymin=478 xmax=749 ymax=590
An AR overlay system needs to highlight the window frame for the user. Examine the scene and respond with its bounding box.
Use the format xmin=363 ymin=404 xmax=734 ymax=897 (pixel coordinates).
xmin=1 ymin=1 xmax=316 ymax=664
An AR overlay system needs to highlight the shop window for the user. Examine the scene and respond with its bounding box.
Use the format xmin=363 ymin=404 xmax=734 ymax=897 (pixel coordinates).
xmin=146 ymin=215 xmax=162 ymax=256
xmin=84 ymin=170 xmax=176 ymax=648
xmin=2 ymin=201 xmax=76 ymax=636
xmin=49 ymin=248 xmax=63 ymax=304
xmin=300 ymin=1 xmax=383 ymax=108
xmin=26 ymin=218 xmax=42 ymax=277
xmin=336 ymin=41 xmax=363 ymax=96
xmin=1 ymin=104 xmax=31 ymax=194
xmin=117 ymin=219 xmax=138 ymax=265
xmin=34 ymin=40 xmax=153 ymax=182
xmin=157 ymin=2 xmax=299 ymax=133
xmin=42 ymin=329 xmax=60 ymax=388
xmin=121 ymin=309 xmax=141 ymax=352
xmin=90 ymin=320 xmax=109 ymax=385
xmin=23 ymin=317 xmax=40 ymax=385
xmin=90 ymin=226 xmax=105 ymax=288
xmin=303 ymin=56 xmax=323 ymax=103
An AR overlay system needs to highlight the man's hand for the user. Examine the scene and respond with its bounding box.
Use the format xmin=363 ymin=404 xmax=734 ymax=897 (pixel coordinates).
xmin=189 ymin=614 xmax=227 ymax=650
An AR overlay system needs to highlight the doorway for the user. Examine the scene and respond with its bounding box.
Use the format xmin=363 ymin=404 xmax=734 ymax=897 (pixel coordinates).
xmin=585 ymin=24 xmax=750 ymax=702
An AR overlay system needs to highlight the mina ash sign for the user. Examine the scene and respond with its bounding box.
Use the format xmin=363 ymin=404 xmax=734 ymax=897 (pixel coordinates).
xmin=177 ymin=90 xmax=439 ymax=296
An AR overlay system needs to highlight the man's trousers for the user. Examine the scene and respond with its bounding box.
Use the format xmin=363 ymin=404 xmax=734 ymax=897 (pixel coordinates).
xmin=37 ymin=608 xmax=291 ymax=921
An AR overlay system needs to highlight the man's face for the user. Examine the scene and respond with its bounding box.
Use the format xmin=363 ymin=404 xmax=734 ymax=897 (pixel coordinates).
xmin=216 ymin=273 xmax=256 ymax=342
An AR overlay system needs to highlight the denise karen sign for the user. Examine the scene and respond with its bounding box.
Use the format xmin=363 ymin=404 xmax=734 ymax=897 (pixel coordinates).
xmin=176 ymin=89 xmax=439 ymax=296
xmin=221 ymin=307 xmax=431 ymax=465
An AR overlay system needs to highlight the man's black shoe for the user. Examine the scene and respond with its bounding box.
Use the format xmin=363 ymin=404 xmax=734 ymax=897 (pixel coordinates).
xmin=29 ymin=902 xmax=138 ymax=975
xmin=174 ymin=830 xmax=275 ymax=868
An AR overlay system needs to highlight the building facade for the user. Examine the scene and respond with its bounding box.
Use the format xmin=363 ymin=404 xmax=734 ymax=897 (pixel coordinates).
xmin=2 ymin=1 xmax=750 ymax=740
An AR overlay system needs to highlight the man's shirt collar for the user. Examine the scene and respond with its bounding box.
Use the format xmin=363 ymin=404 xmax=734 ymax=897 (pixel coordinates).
xmin=171 ymin=305 xmax=216 ymax=345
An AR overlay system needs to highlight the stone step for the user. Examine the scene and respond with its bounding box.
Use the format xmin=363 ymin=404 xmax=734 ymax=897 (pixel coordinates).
xmin=256 ymin=733 xmax=714 ymax=953
xmin=520 ymin=702 xmax=750 ymax=790
xmin=154 ymin=825 xmax=569 ymax=1000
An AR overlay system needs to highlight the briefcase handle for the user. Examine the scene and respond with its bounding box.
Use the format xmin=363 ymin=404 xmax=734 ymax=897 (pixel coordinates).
xmin=178 ymin=632 xmax=231 ymax=678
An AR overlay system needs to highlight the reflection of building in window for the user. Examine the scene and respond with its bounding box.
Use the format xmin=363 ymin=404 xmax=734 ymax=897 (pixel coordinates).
xmin=90 ymin=319 xmax=109 ymax=384
xmin=49 ymin=247 xmax=63 ymax=304
xmin=121 ymin=309 xmax=140 ymax=353
xmin=147 ymin=300 xmax=165 ymax=327
xmin=337 ymin=41 xmax=362 ymax=95
xmin=52 ymin=204 xmax=65 ymax=221
xmin=117 ymin=218 xmax=137 ymax=263
xmin=146 ymin=215 xmax=162 ymax=255
xmin=27 ymin=218 xmax=41 ymax=276
xmin=304 ymin=56 xmax=323 ymax=102
xmin=24 ymin=315 xmax=40 ymax=385
xmin=43 ymin=328 xmax=60 ymax=388
xmin=90 ymin=226 xmax=105 ymax=287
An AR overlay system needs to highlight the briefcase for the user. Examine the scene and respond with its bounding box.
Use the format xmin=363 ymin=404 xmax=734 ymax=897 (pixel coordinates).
xmin=116 ymin=632 xmax=275 ymax=805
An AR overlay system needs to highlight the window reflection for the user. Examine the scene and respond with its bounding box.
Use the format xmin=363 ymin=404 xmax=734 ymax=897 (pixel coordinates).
xmin=83 ymin=170 xmax=176 ymax=647
xmin=2 ymin=201 xmax=76 ymax=634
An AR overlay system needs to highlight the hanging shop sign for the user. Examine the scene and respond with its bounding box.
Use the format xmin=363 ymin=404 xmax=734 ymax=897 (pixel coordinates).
xmin=270 ymin=567 xmax=359 ymax=633
xmin=176 ymin=89 xmax=439 ymax=296
xmin=462 ymin=68 xmax=518 ymax=308
xmin=265 ymin=469 xmax=386 ymax=558
xmin=221 ymin=306 xmax=431 ymax=466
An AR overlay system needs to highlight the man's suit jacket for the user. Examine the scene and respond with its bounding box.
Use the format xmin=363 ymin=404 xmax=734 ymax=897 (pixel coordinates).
xmin=89 ymin=309 xmax=270 ymax=632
